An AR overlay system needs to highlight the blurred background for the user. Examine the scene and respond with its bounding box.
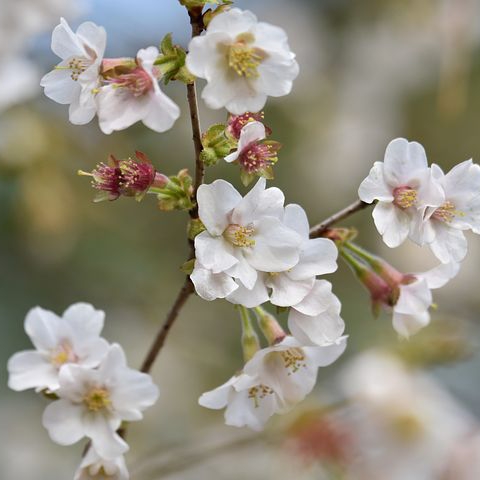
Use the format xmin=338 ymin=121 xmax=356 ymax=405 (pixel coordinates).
xmin=2 ymin=0 xmax=480 ymax=478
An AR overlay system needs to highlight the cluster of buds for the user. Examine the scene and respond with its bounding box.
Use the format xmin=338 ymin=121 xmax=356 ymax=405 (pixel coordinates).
xmin=79 ymin=151 xmax=194 ymax=211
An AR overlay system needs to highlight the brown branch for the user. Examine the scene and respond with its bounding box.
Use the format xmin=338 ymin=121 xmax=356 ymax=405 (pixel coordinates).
xmin=140 ymin=277 xmax=194 ymax=373
xmin=309 ymin=199 xmax=371 ymax=238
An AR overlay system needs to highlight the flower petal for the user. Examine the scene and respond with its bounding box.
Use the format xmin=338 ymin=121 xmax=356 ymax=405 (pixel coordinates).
xmin=358 ymin=161 xmax=393 ymax=203
xmin=191 ymin=263 xmax=239 ymax=301
xmin=7 ymin=351 xmax=58 ymax=391
xmin=372 ymin=202 xmax=410 ymax=248
xmin=42 ymin=399 xmax=86 ymax=446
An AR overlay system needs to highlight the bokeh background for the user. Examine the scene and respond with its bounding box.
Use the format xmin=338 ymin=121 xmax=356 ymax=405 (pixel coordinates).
xmin=2 ymin=0 xmax=480 ymax=478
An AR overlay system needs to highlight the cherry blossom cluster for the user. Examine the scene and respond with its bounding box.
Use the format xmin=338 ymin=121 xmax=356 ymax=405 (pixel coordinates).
xmin=7 ymin=303 xmax=159 ymax=480
xmin=351 ymin=137 xmax=480 ymax=337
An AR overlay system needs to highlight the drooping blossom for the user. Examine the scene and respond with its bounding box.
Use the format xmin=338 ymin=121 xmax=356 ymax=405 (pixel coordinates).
xmin=7 ymin=303 xmax=109 ymax=392
xmin=74 ymin=448 xmax=128 ymax=480
xmin=358 ymin=138 xmax=444 ymax=248
xmin=186 ymin=8 xmax=299 ymax=114
xmin=40 ymin=18 xmax=106 ymax=124
xmin=190 ymin=178 xmax=303 ymax=304
xmin=412 ymin=160 xmax=480 ymax=264
xmin=225 ymin=121 xmax=281 ymax=185
xmin=96 ymin=47 xmax=180 ymax=134
xmin=42 ymin=344 xmax=159 ymax=459
xmin=199 ymin=336 xmax=347 ymax=431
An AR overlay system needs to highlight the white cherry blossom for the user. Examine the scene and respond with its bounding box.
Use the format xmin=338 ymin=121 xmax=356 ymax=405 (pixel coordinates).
xmin=199 ymin=372 xmax=280 ymax=431
xmin=7 ymin=303 xmax=109 ymax=392
xmin=358 ymin=138 xmax=444 ymax=247
xmin=74 ymin=448 xmax=128 ymax=480
xmin=191 ymin=178 xmax=302 ymax=303
xmin=186 ymin=8 xmax=299 ymax=114
xmin=96 ymin=47 xmax=180 ymax=134
xmin=42 ymin=344 xmax=159 ymax=459
xmin=412 ymin=160 xmax=480 ymax=264
xmin=40 ymin=18 xmax=106 ymax=125
xmin=392 ymin=262 xmax=460 ymax=337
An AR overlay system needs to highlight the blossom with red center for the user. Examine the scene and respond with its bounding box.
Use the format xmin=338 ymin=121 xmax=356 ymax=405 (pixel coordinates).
xmin=225 ymin=121 xmax=281 ymax=185
xmin=226 ymin=111 xmax=270 ymax=140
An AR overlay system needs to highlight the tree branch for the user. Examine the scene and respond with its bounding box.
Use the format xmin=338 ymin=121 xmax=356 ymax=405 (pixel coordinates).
xmin=309 ymin=199 xmax=371 ymax=238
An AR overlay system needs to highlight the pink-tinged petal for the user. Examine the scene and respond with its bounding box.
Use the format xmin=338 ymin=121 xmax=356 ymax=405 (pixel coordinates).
xmin=51 ymin=18 xmax=86 ymax=59
xmin=83 ymin=414 xmax=128 ymax=460
xmin=7 ymin=351 xmax=58 ymax=391
xmin=292 ymin=280 xmax=336 ymax=317
xmin=268 ymin=273 xmax=314 ymax=307
xmin=395 ymin=279 xmax=432 ymax=316
xmin=430 ymin=223 xmax=468 ymax=264
xmin=195 ymin=232 xmax=237 ymax=273
xmin=372 ymin=202 xmax=410 ymax=248
xmin=76 ymin=21 xmax=107 ymax=59
xmin=383 ymin=138 xmax=428 ymax=186
xmin=63 ymin=303 xmax=105 ymax=338
xmin=418 ymin=261 xmax=460 ymax=290
xmin=232 ymin=178 xmax=285 ymax=225
xmin=284 ymin=204 xmax=309 ymax=240
xmin=24 ymin=306 xmax=62 ymax=351
xmin=198 ymin=376 xmax=238 ymax=410
xmin=289 ymin=238 xmax=338 ymax=280
xmin=42 ymin=399 xmax=85 ymax=446
xmin=197 ymin=180 xmax=242 ymax=235
xmin=392 ymin=311 xmax=430 ymax=338
xmin=288 ymin=299 xmax=344 ymax=346
xmin=246 ymin=217 xmax=301 ymax=272
xmin=237 ymin=121 xmax=266 ymax=152
xmin=225 ymin=253 xmax=258 ymax=289
xmin=207 ymin=8 xmax=258 ymax=36
xmin=191 ymin=263 xmax=239 ymax=301
xmin=226 ymin=275 xmax=269 ymax=308
xmin=358 ymin=162 xmax=393 ymax=203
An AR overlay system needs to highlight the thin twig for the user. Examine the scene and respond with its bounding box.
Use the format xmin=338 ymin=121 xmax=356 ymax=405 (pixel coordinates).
xmin=140 ymin=277 xmax=194 ymax=373
xmin=309 ymin=199 xmax=371 ymax=238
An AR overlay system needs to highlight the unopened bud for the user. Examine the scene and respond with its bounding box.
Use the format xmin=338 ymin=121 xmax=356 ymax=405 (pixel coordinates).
xmin=254 ymin=307 xmax=286 ymax=345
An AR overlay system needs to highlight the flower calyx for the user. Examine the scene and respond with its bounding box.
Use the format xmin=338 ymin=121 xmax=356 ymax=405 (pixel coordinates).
xmin=200 ymin=123 xmax=236 ymax=166
xmin=156 ymin=169 xmax=195 ymax=211
xmin=155 ymin=33 xmax=195 ymax=85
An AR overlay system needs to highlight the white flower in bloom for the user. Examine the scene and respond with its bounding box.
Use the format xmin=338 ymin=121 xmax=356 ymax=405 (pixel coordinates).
xmin=288 ymin=280 xmax=346 ymax=346
xmin=96 ymin=46 xmax=180 ymax=134
xmin=74 ymin=448 xmax=128 ymax=480
xmin=199 ymin=373 xmax=280 ymax=431
xmin=191 ymin=178 xmax=302 ymax=303
xmin=186 ymin=8 xmax=299 ymax=114
xmin=40 ymin=18 xmax=106 ymax=125
xmin=42 ymin=344 xmax=159 ymax=459
xmin=243 ymin=336 xmax=347 ymax=412
xmin=7 ymin=303 xmax=109 ymax=392
xmin=358 ymin=138 xmax=444 ymax=247
xmin=413 ymin=160 xmax=480 ymax=264
xmin=392 ymin=262 xmax=460 ymax=337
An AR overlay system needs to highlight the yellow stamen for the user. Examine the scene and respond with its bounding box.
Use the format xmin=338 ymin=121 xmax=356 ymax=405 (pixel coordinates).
xmin=248 ymin=384 xmax=273 ymax=408
xmin=228 ymin=33 xmax=266 ymax=78
xmin=83 ymin=387 xmax=111 ymax=412
xmin=281 ymin=348 xmax=307 ymax=374
xmin=432 ymin=201 xmax=464 ymax=223
xmin=225 ymin=224 xmax=255 ymax=247
xmin=393 ymin=188 xmax=417 ymax=209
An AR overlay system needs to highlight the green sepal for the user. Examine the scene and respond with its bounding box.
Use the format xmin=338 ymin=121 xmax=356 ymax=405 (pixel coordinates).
xmin=181 ymin=258 xmax=196 ymax=275
xmin=155 ymin=33 xmax=195 ymax=85
xmin=156 ymin=169 xmax=195 ymax=211
xmin=201 ymin=123 xmax=235 ymax=166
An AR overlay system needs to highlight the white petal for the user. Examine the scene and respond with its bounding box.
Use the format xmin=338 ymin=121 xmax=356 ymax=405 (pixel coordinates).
xmin=392 ymin=311 xmax=430 ymax=338
xmin=207 ymin=8 xmax=258 ymax=36
xmin=284 ymin=204 xmax=310 ymax=240
xmin=51 ymin=18 xmax=85 ymax=59
xmin=395 ymin=279 xmax=432 ymax=316
xmin=198 ymin=376 xmax=237 ymax=410
xmin=191 ymin=263 xmax=239 ymax=301
xmin=40 ymin=67 xmax=81 ymax=105
xmin=292 ymin=279 xmax=337 ymax=316
xmin=226 ymin=275 xmax=269 ymax=308
xmin=289 ymin=238 xmax=338 ymax=280
xmin=430 ymin=223 xmax=468 ymax=264
xmin=226 ymin=91 xmax=269 ymax=116
xmin=83 ymin=414 xmax=128 ymax=460
xmin=246 ymin=217 xmax=301 ymax=272
xmin=42 ymin=399 xmax=85 ymax=446
xmin=142 ymin=88 xmax=181 ymax=133
xmin=76 ymin=21 xmax=107 ymax=59
xmin=268 ymin=273 xmax=314 ymax=307
xmin=63 ymin=303 xmax=105 ymax=338
xmin=418 ymin=261 xmax=460 ymax=289
xmin=197 ymin=180 xmax=242 ymax=236
xmin=195 ymin=232 xmax=237 ymax=273
xmin=225 ymin=252 xmax=258 ymax=289
xmin=303 ymin=336 xmax=348 ymax=367
xmin=7 ymin=351 xmax=58 ymax=391
xmin=383 ymin=138 xmax=428 ymax=186
xmin=186 ymin=33 xmax=230 ymax=78
xmin=358 ymin=162 xmax=393 ymax=203
xmin=24 ymin=306 xmax=62 ymax=351
xmin=372 ymin=202 xmax=410 ymax=248
xmin=288 ymin=299 xmax=345 ymax=346
xmin=254 ymin=53 xmax=299 ymax=97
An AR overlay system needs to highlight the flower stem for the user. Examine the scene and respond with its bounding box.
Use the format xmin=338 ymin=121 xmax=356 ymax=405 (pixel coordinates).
xmin=238 ymin=306 xmax=260 ymax=362
xmin=309 ymin=199 xmax=372 ymax=238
